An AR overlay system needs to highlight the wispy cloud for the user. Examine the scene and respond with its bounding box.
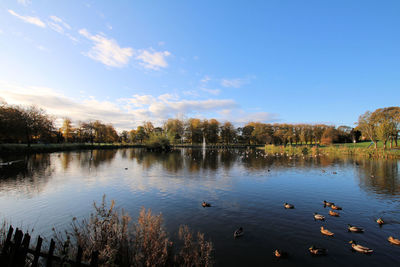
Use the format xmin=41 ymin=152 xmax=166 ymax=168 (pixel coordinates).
xmin=48 ymin=15 xmax=71 ymax=33
xmin=221 ymin=78 xmax=244 ymax=88
xmin=79 ymin=29 xmax=133 ymax=68
xmin=17 ymin=0 xmax=31 ymax=6
xmin=136 ymin=49 xmax=171 ymax=70
xmin=8 ymin=9 xmax=46 ymax=28
xmin=221 ymin=76 xmax=255 ymax=88
xmin=218 ymin=109 xmax=279 ymax=124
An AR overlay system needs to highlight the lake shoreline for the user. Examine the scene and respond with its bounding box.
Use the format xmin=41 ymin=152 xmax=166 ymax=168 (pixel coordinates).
xmin=263 ymin=143 xmax=400 ymax=159
xmin=0 ymin=143 xmax=145 ymax=154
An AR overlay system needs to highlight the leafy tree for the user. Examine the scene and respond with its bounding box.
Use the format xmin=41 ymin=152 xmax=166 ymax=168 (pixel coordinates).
xmin=220 ymin=122 xmax=236 ymax=144
xmin=61 ymin=118 xmax=74 ymax=143
xmin=357 ymin=111 xmax=378 ymax=149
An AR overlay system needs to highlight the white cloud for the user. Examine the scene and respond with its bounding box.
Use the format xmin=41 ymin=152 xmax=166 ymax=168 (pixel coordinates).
xmin=49 ymin=15 xmax=71 ymax=30
xmin=8 ymin=9 xmax=46 ymax=28
xmin=136 ymin=49 xmax=171 ymax=70
xmin=221 ymin=78 xmax=244 ymax=88
xmin=17 ymin=0 xmax=31 ymax=6
xmin=79 ymin=29 xmax=133 ymax=68
xmin=0 ymin=81 xmax=276 ymax=130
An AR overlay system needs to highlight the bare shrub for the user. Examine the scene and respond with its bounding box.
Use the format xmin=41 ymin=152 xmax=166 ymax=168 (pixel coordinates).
xmin=53 ymin=195 xmax=213 ymax=266
xmin=176 ymin=225 xmax=213 ymax=267
xmin=131 ymin=208 xmax=170 ymax=266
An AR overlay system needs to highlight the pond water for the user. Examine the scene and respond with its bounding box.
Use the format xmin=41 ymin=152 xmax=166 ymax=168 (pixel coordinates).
xmin=0 ymin=148 xmax=400 ymax=266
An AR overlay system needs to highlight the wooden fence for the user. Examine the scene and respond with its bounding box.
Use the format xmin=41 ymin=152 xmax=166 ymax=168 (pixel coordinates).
xmin=1 ymin=225 xmax=99 ymax=267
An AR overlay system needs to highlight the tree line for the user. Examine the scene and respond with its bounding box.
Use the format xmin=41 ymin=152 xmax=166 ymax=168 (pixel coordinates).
xmin=1 ymin=101 xmax=399 ymax=148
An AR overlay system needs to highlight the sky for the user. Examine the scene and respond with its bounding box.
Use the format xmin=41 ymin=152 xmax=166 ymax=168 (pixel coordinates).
xmin=1 ymin=0 xmax=399 ymax=130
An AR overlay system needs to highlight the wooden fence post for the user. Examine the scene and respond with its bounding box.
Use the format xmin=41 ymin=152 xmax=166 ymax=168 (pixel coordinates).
xmin=8 ymin=228 xmax=23 ymax=267
xmin=46 ymin=239 xmax=55 ymax=267
xmin=90 ymin=250 xmax=99 ymax=267
xmin=31 ymin=235 xmax=43 ymax=267
xmin=0 ymin=225 xmax=13 ymax=263
xmin=15 ymin=232 xmax=31 ymax=266
xmin=75 ymin=246 xmax=83 ymax=267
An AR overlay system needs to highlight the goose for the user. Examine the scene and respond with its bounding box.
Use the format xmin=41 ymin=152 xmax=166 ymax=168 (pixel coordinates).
xmin=388 ymin=236 xmax=400 ymax=245
xmin=202 ymin=201 xmax=211 ymax=207
xmin=348 ymin=224 xmax=364 ymax=233
xmin=274 ymin=249 xmax=288 ymax=258
xmin=329 ymin=210 xmax=340 ymax=217
xmin=284 ymin=203 xmax=294 ymax=209
xmin=349 ymin=240 xmax=373 ymax=254
xmin=234 ymin=227 xmax=244 ymax=238
xmin=376 ymin=218 xmax=384 ymax=225
xmin=323 ymin=200 xmax=334 ymax=207
xmin=309 ymin=246 xmax=327 ymax=255
xmin=331 ymin=204 xmax=342 ymax=210
xmin=320 ymin=226 xmax=334 ymax=236
xmin=314 ymin=213 xmax=325 ymax=221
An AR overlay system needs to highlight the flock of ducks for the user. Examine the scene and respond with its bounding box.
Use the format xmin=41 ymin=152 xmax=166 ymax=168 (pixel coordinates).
xmin=202 ymin=199 xmax=400 ymax=259
xmin=278 ymin=200 xmax=400 ymax=257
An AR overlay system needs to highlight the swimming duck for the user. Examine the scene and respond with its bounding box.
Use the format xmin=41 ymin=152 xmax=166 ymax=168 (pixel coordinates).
xmin=202 ymin=201 xmax=211 ymax=207
xmin=329 ymin=210 xmax=340 ymax=217
xmin=234 ymin=227 xmax=244 ymax=238
xmin=314 ymin=213 xmax=325 ymax=220
xmin=376 ymin=218 xmax=384 ymax=225
xmin=320 ymin=226 xmax=334 ymax=236
xmin=309 ymin=245 xmax=327 ymax=255
xmin=323 ymin=200 xmax=334 ymax=207
xmin=332 ymin=172 xmax=337 ymax=174
xmin=274 ymin=249 xmax=288 ymax=258
xmin=349 ymin=240 xmax=373 ymax=254
xmin=284 ymin=203 xmax=294 ymax=209
xmin=331 ymin=204 xmax=342 ymax=210
xmin=348 ymin=224 xmax=364 ymax=233
xmin=388 ymin=236 xmax=400 ymax=245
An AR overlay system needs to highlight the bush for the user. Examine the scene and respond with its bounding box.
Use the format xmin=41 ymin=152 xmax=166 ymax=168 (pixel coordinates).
xmin=53 ymin=195 xmax=213 ymax=266
xmin=145 ymin=134 xmax=171 ymax=152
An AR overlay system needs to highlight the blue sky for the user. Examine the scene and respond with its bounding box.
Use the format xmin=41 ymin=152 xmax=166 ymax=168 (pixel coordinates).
xmin=1 ymin=0 xmax=399 ymax=130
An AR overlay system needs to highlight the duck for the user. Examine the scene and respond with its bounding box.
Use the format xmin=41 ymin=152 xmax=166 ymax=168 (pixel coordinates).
xmin=323 ymin=200 xmax=334 ymax=207
xmin=314 ymin=213 xmax=325 ymax=221
xmin=329 ymin=210 xmax=340 ymax=217
xmin=331 ymin=204 xmax=342 ymax=210
xmin=320 ymin=226 xmax=334 ymax=236
xmin=348 ymin=224 xmax=364 ymax=233
xmin=234 ymin=227 xmax=244 ymax=238
xmin=202 ymin=201 xmax=211 ymax=207
xmin=349 ymin=240 xmax=373 ymax=254
xmin=284 ymin=203 xmax=294 ymax=209
xmin=274 ymin=249 xmax=288 ymax=258
xmin=309 ymin=245 xmax=327 ymax=255
xmin=376 ymin=218 xmax=384 ymax=225
xmin=388 ymin=236 xmax=400 ymax=245
xmin=332 ymin=172 xmax=337 ymax=174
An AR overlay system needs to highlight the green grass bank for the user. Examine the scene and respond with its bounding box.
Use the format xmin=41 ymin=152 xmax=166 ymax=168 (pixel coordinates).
xmin=264 ymin=142 xmax=400 ymax=159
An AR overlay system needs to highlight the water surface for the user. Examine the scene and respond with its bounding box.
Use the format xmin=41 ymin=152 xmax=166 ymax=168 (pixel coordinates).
xmin=0 ymin=149 xmax=399 ymax=266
